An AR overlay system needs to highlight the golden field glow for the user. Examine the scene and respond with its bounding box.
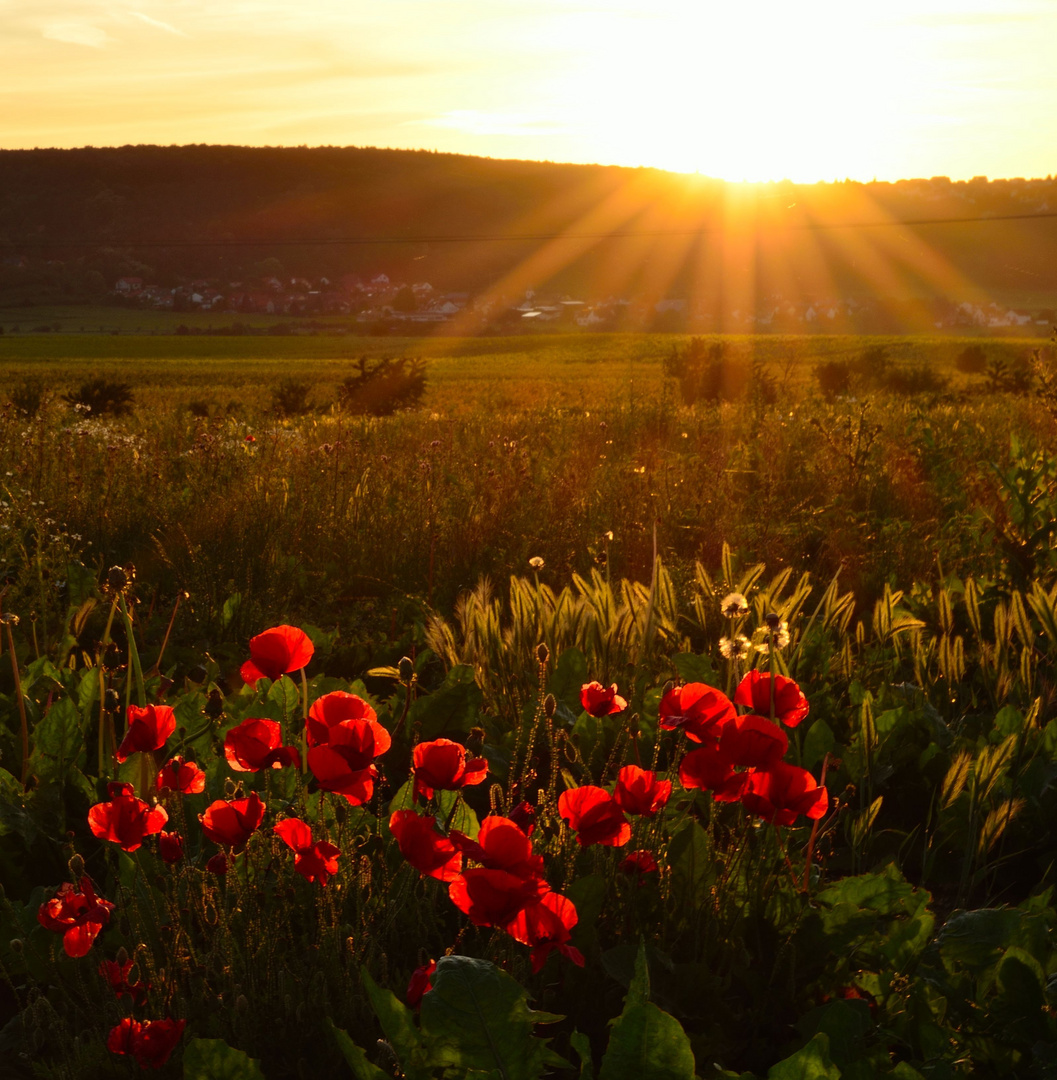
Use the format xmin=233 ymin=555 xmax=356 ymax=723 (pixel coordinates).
xmin=2 ymin=1 xmax=1055 ymax=182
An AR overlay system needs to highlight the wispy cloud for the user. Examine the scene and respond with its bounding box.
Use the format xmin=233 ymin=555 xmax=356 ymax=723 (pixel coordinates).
xmin=129 ymin=11 xmax=187 ymax=37
xmin=41 ymin=20 xmax=110 ymax=47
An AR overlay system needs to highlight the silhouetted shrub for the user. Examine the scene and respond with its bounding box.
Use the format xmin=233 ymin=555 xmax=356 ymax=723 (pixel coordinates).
xmin=63 ymin=378 xmax=134 ymax=417
xmin=955 ymin=344 xmax=987 ymax=374
xmin=271 ymin=378 xmax=313 ymax=417
xmin=814 ymin=360 xmax=853 ymax=400
xmin=985 ymin=355 xmax=1033 ymax=395
xmin=665 ymin=339 xmax=744 ymax=404
xmin=10 ymin=377 xmax=47 ymax=416
xmin=883 ymin=365 xmax=949 ymax=396
xmin=336 ymin=356 xmax=426 ymax=416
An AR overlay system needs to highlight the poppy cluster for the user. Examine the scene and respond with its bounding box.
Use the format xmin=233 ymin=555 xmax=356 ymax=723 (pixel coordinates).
xmin=107 ymin=1017 xmax=186 ymax=1069
xmin=37 ymin=877 xmax=115 ymax=957
xmin=306 ymin=691 xmax=391 ymax=804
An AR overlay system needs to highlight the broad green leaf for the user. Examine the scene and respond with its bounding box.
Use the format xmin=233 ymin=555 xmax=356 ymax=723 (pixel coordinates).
xmin=670 ymin=652 xmax=720 ymax=688
xmin=570 ymin=1030 xmax=595 ymax=1079
xmin=361 ymin=967 xmax=423 ymax=1060
xmin=30 ymin=699 xmax=85 ymax=774
xmin=436 ymin=789 xmax=480 ymax=839
xmin=549 ymin=648 xmax=589 ymax=713
xmin=329 ymin=1020 xmax=390 ymax=1080
xmin=420 ymin=954 xmax=562 ymax=1080
xmin=598 ymin=939 xmax=695 ymax=1080
xmin=766 ymin=1033 xmax=839 ymax=1080
xmin=408 ymin=665 xmax=482 ymax=740
xmin=267 ymin=674 xmax=301 ymax=724
xmin=795 ymin=999 xmax=871 ymax=1069
xmin=183 ymin=1037 xmax=265 ymax=1080
xmin=937 ymin=908 xmax=1025 ymax=974
xmin=802 ymin=720 xmax=837 ymax=770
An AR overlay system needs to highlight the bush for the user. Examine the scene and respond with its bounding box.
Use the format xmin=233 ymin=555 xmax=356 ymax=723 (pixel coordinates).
xmin=985 ymin=355 xmax=1033 ymax=395
xmin=271 ymin=378 xmax=313 ymax=417
xmin=814 ymin=360 xmax=852 ymax=401
xmin=883 ymin=364 xmax=949 ymax=396
xmin=9 ymin=376 xmax=47 ymax=416
xmin=336 ymin=356 xmax=427 ymax=416
xmin=664 ymin=339 xmax=744 ymax=404
xmin=62 ymin=378 xmax=134 ymax=417
xmin=955 ymin=344 xmax=987 ymax=374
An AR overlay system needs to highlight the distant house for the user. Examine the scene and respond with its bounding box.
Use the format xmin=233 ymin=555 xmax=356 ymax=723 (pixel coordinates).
xmin=114 ymin=277 xmax=144 ymax=294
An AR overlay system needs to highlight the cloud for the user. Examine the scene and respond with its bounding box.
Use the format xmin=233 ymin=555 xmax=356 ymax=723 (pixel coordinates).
xmin=129 ymin=11 xmax=187 ymax=36
xmin=41 ymin=20 xmax=110 ymax=47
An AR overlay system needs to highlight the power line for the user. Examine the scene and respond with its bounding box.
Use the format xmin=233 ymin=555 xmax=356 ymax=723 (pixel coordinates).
xmin=11 ymin=209 xmax=1057 ymax=249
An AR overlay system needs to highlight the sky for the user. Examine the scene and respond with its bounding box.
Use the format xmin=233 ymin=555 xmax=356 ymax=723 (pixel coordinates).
xmin=3 ymin=0 xmax=1056 ymax=183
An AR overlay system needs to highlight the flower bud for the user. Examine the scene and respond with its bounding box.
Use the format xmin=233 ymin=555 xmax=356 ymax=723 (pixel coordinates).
xmin=398 ymin=656 xmax=415 ymax=683
xmin=543 ymin=694 xmax=556 ymax=719
xmin=764 ymin=611 xmax=782 ymax=630
xmin=9 ymin=939 xmax=23 ymax=953
xmin=68 ymin=853 xmax=84 ymax=878
xmin=204 ymin=688 xmax=225 ymax=721
xmin=535 ymin=642 xmax=549 ymax=665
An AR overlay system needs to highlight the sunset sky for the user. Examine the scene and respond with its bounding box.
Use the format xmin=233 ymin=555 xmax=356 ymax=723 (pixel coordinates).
xmin=4 ymin=0 xmax=1055 ymax=183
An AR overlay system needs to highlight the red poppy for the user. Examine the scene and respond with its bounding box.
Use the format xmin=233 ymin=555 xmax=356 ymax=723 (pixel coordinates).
xmin=37 ymin=876 xmax=115 ymax=957
xmin=740 ymin=762 xmax=829 ymax=826
xmin=308 ymin=752 xmax=378 ymax=805
xmin=206 ymin=852 xmax=229 ymax=876
xmin=450 ymin=815 xmax=544 ymax=881
xmin=579 ymin=681 xmax=628 ymax=717
xmin=407 ymin=960 xmax=437 ymax=1009
xmin=558 ymin=786 xmax=631 ymax=848
xmin=389 ymin=810 xmax=463 ymax=882
xmin=156 ymin=756 xmax=206 ymax=795
xmin=200 ymin=791 xmax=266 ymax=850
xmin=116 ymin=704 xmax=176 ymax=763
xmin=618 ymin=849 xmax=659 ymax=877
xmin=448 ymin=868 xmax=548 ymax=927
xmin=658 ymin=683 xmax=736 ymax=743
xmin=306 ymin=691 xmax=383 ymax=748
xmin=88 ymin=783 xmax=169 ymax=852
xmin=412 ymin=739 xmax=488 ymax=801
xmin=107 ymin=1017 xmax=186 ymax=1070
xmin=678 ymin=745 xmax=747 ymax=802
xmin=613 ymin=765 xmax=672 ymax=817
xmin=274 ymin=817 xmax=341 ymax=885
xmin=718 ymin=714 xmax=789 ymax=769
xmin=505 ymin=892 xmax=585 ymax=973
xmin=99 ymin=958 xmax=151 ymax=1007
xmin=224 ymin=718 xmax=301 ymax=772
xmin=734 ymin=671 xmax=810 ymax=728
xmin=508 ymin=801 xmax=536 ymax=836
xmin=240 ymin=624 xmax=314 ymax=685
xmin=158 ymin=831 xmax=185 ymax=865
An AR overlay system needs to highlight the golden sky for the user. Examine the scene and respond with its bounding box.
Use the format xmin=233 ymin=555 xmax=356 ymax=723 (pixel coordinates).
xmin=3 ymin=0 xmax=1055 ymax=182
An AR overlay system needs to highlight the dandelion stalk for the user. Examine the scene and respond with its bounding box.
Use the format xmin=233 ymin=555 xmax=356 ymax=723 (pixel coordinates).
xmin=2 ymin=616 xmax=30 ymax=788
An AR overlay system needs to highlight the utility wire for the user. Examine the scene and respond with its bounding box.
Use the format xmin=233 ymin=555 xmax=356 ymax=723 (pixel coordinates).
xmin=11 ymin=209 xmax=1057 ymax=249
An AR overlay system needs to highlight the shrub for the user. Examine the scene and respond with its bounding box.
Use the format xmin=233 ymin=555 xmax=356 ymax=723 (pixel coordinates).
xmin=664 ymin=339 xmax=744 ymax=404
xmin=62 ymin=378 xmax=134 ymax=417
xmin=814 ymin=360 xmax=852 ymax=400
xmin=985 ymin=355 xmax=1032 ymax=395
xmin=955 ymin=344 xmax=987 ymax=374
xmin=271 ymin=378 xmax=313 ymax=417
xmin=336 ymin=356 xmax=427 ymax=416
xmin=883 ymin=364 xmax=949 ymax=396
xmin=9 ymin=376 xmax=47 ymax=416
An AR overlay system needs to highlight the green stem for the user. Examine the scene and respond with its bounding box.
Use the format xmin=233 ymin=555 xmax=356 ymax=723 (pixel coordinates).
xmin=119 ymin=595 xmax=146 ymax=708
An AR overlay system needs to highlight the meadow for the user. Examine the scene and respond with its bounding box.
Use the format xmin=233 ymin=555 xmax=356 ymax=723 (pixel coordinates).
xmin=1 ymin=329 xmax=1057 ymax=1078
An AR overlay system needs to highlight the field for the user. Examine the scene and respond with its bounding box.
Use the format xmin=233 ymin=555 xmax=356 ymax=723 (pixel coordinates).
xmin=2 ymin=329 xmax=1057 ymax=1078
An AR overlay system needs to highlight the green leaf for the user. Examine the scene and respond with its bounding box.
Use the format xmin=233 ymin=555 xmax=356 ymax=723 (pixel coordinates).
xmin=667 ymin=820 xmax=712 ymax=907
xmin=802 ymin=720 xmax=837 ymax=770
xmin=219 ymin=592 xmax=242 ymax=632
xmin=436 ymin=789 xmax=480 ymax=839
xmin=420 ymin=954 xmax=562 ymax=1080
xmin=570 ymin=1030 xmax=595 ymax=1079
xmin=329 ymin=1020 xmax=390 ymax=1080
xmin=361 ymin=967 xmax=424 ymax=1060
xmin=598 ymin=940 xmax=695 ymax=1080
xmin=183 ymin=1037 xmax=266 ymax=1080
xmin=408 ymin=665 xmax=483 ymax=740
xmin=766 ymin=1033 xmax=840 ymax=1080
xmin=30 ymin=699 xmax=85 ymax=775
xmin=267 ymin=674 xmax=301 ymax=724
xmin=549 ymin=648 xmax=589 ymax=713
xmin=670 ymin=652 xmax=720 ymax=688
xmin=937 ymin=908 xmax=1025 ymax=974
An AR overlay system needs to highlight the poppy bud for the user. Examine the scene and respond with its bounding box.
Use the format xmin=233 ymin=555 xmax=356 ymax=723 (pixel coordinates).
xmin=204 ymin=689 xmax=225 ymax=720
xmin=764 ymin=611 xmax=781 ymax=630
xmin=104 ymin=688 xmax=121 ymax=713
xmin=223 ymin=778 xmax=237 ymax=798
xmin=68 ymin=854 xmax=84 ymax=878
xmin=206 ymin=853 xmax=229 ymax=876
xmin=535 ymin=642 xmax=549 ymax=665
xmin=544 ymin=694 xmax=556 ymax=719
xmin=9 ymin=939 xmax=22 ymax=953
xmin=116 ymin=946 xmax=129 ymax=965
xmin=398 ymin=656 xmax=415 ymax=683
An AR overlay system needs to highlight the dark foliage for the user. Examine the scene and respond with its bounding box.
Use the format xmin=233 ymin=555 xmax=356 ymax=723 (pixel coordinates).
xmin=62 ymin=378 xmax=134 ymax=417
xmin=665 ymin=339 xmax=747 ymax=404
xmin=271 ymin=378 xmax=313 ymax=417
xmin=9 ymin=376 xmax=47 ymax=416
xmin=814 ymin=360 xmax=852 ymax=400
xmin=336 ymin=356 xmax=427 ymax=416
xmin=955 ymin=343 xmax=988 ymax=374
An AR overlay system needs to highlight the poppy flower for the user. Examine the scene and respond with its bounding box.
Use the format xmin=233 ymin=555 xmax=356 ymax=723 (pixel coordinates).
xmin=718 ymin=714 xmax=789 ymax=769
xmin=389 ymin=810 xmax=462 ymax=882
xmin=558 ymin=786 xmax=631 ymax=848
xmin=156 ymin=756 xmax=206 ymax=796
xmin=412 ymin=739 xmax=488 ymax=801
xmin=579 ymin=681 xmax=628 ymax=717
xmin=88 ymin=783 xmax=169 ymax=852
xmin=107 ymin=1017 xmax=186 ymax=1070
xmin=740 ymin=762 xmax=828 ymax=826
xmin=306 ymin=691 xmax=388 ymax=748
xmin=274 ymin=817 xmax=341 ymax=885
xmin=224 ymin=718 xmax=301 ymax=773
xmin=99 ymin=957 xmax=151 ymax=1007
xmin=505 ymin=892 xmax=585 ymax=973
xmin=613 ymin=766 xmax=672 ymax=817
xmin=200 ymin=791 xmax=266 ymax=851
xmin=678 ymin=745 xmax=747 ymax=802
xmin=448 ymin=867 xmax=548 ymax=927
xmin=734 ymin=671 xmax=809 ymax=728
xmin=618 ymin=849 xmax=659 ymax=877
xmin=37 ymin=876 xmax=115 ymax=957
xmin=450 ymin=815 xmax=544 ymax=881
xmin=658 ymin=683 xmax=736 ymax=743
xmin=116 ymin=704 xmax=176 ymax=763
xmin=158 ymin=831 xmax=185 ymax=865
xmin=206 ymin=852 xmax=229 ymax=876
xmin=407 ymin=960 xmax=437 ymax=1009
xmin=240 ymin=624 xmax=314 ymax=685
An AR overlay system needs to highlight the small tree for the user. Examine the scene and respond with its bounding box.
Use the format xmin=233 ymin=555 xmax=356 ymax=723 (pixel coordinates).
xmin=955 ymin=344 xmax=987 ymax=374
xmin=336 ymin=356 xmax=426 ymax=416
xmin=271 ymin=378 xmax=313 ymax=417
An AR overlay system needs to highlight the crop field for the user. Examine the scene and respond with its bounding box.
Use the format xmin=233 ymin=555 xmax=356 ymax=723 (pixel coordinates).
xmin=2 ymin=329 xmax=1057 ymax=1078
